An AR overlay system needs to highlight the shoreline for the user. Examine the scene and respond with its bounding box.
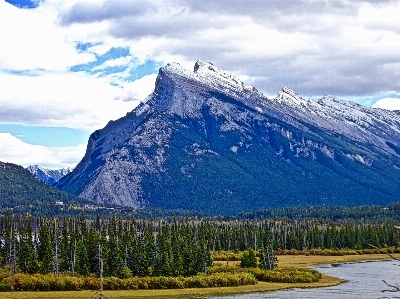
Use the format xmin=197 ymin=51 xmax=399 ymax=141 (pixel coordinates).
xmin=277 ymin=253 xmax=400 ymax=267
xmin=1 ymin=254 xmax=399 ymax=299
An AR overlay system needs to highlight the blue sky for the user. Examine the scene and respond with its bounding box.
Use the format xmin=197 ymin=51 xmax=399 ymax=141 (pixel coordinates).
xmin=0 ymin=124 xmax=90 ymax=147
xmin=1 ymin=0 xmax=399 ymax=169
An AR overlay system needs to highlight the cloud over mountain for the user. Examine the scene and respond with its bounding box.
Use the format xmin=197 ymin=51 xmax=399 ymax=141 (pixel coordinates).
xmin=1 ymin=0 xmax=399 ymax=170
xmin=0 ymin=133 xmax=86 ymax=169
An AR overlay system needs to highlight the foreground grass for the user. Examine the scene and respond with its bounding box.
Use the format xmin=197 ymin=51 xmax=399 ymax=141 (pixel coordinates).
xmin=2 ymin=254 xmax=399 ymax=299
xmin=0 ymin=275 xmax=340 ymax=299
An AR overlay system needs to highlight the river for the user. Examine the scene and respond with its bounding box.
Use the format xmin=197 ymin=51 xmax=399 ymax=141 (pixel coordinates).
xmin=211 ymin=260 xmax=400 ymax=299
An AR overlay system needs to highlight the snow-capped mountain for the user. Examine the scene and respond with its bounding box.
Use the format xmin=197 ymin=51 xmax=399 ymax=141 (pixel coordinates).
xmin=27 ymin=165 xmax=73 ymax=185
xmin=56 ymin=61 xmax=400 ymax=215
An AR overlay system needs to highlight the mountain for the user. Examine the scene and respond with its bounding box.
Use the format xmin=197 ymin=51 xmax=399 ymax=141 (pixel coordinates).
xmin=56 ymin=60 xmax=400 ymax=215
xmin=27 ymin=165 xmax=72 ymax=185
xmin=0 ymin=161 xmax=83 ymax=213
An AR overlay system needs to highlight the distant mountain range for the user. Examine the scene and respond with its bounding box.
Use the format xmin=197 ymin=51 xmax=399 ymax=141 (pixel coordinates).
xmin=56 ymin=60 xmax=400 ymax=215
xmin=27 ymin=165 xmax=72 ymax=185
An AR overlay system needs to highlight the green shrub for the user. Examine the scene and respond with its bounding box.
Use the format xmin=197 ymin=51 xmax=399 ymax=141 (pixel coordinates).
xmin=122 ymin=277 xmax=139 ymax=290
xmin=166 ymin=277 xmax=184 ymax=289
xmin=247 ymin=266 xmax=321 ymax=283
xmin=149 ymin=276 xmax=168 ymax=289
xmin=0 ymin=282 xmax=12 ymax=292
xmin=212 ymin=251 xmax=242 ymax=261
xmin=64 ymin=276 xmax=84 ymax=290
xmin=136 ymin=276 xmax=151 ymax=289
xmin=0 ymin=271 xmax=257 ymax=292
xmin=184 ymin=275 xmax=209 ymax=288
xmin=209 ymin=264 xmax=242 ymax=274
xmin=240 ymin=249 xmax=257 ymax=268
xmin=103 ymin=276 xmax=123 ymax=290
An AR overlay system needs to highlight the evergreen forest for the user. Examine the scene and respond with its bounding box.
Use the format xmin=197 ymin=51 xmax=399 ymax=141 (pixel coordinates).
xmin=1 ymin=213 xmax=399 ymax=280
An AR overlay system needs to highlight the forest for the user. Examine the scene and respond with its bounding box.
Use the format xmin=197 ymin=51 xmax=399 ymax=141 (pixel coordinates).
xmin=0 ymin=213 xmax=398 ymax=280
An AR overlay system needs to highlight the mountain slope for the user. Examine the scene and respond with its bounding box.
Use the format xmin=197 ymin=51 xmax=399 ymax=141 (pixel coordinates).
xmin=27 ymin=165 xmax=72 ymax=185
xmin=57 ymin=61 xmax=400 ymax=215
xmin=0 ymin=161 xmax=83 ymax=212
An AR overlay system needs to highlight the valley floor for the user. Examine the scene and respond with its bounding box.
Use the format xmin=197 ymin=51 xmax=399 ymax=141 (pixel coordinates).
xmin=2 ymin=254 xmax=399 ymax=299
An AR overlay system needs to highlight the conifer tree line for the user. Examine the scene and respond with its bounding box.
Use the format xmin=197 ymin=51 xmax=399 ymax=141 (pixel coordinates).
xmin=0 ymin=213 xmax=399 ymax=278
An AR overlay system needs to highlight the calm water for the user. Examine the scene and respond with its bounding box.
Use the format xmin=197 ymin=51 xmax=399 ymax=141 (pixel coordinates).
xmin=211 ymin=260 xmax=400 ymax=299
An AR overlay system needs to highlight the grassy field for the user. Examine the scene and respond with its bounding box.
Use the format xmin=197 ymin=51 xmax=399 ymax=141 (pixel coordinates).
xmin=2 ymin=254 xmax=399 ymax=299
xmin=278 ymin=253 xmax=400 ymax=267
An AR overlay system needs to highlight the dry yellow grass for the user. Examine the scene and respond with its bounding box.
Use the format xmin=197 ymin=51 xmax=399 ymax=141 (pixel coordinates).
xmin=278 ymin=253 xmax=400 ymax=267
xmin=2 ymin=254 xmax=399 ymax=299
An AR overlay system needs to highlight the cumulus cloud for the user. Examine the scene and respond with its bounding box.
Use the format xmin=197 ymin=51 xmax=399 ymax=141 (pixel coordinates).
xmin=1 ymin=0 xmax=400 ymax=136
xmin=55 ymin=0 xmax=400 ymax=98
xmin=0 ymin=71 xmax=152 ymax=131
xmin=372 ymin=98 xmax=400 ymax=111
xmin=0 ymin=1 xmax=93 ymax=71
xmin=113 ymin=74 xmax=157 ymax=102
xmin=0 ymin=133 xmax=86 ymax=169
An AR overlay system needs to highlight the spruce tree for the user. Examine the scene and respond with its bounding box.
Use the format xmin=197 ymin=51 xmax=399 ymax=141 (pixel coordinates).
xmin=60 ymin=218 xmax=71 ymax=272
xmin=76 ymin=238 xmax=90 ymax=276
xmin=107 ymin=217 xmax=125 ymax=278
xmin=37 ymin=219 xmax=53 ymax=274
xmin=240 ymin=248 xmax=257 ymax=268
xmin=17 ymin=216 xmax=38 ymax=274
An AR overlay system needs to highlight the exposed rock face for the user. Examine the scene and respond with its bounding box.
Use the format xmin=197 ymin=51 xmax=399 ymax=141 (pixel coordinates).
xmin=27 ymin=165 xmax=72 ymax=185
xmin=57 ymin=61 xmax=400 ymax=215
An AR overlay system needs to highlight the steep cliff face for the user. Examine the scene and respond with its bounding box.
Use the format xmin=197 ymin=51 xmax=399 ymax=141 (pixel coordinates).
xmin=57 ymin=61 xmax=400 ymax=214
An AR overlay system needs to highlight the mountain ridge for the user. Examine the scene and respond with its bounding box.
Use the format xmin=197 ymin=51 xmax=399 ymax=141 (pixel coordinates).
xmin=27 ymin=165 xmax=73 ymax=185
xmin=57 ymin=60 xmax=400 ymax=215
xmin=0 ymin=161 xmax=83 ymax=212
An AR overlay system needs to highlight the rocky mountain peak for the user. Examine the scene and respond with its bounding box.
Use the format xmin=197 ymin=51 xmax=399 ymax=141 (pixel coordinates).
xmin=274 ymin=86 xmax=308 ymax=107
xmin=56 ymin=61 xmax=400 ymax=215
xmin=27 ymin=165 xmax=73 ymax=185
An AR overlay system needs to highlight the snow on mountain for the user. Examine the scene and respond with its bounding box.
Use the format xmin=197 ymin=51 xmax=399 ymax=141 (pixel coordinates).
xmin=27 ymin=165 xmax=73 ymax=185
xmin=56 ymin=60 xmax=400 ymax=214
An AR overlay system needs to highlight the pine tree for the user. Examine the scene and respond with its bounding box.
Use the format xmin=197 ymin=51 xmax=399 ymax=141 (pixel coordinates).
xmin=52 ymin=218 xmax=61 ymax=274
xmin=17 ymin=216 xmax=38 ymax=274
xmin=240 ymin=248 xmax=257 ymax=268
xmin=107 ymin=217 xmax=125 ymax=278
xmin=2 ymin=212 xmax=17 ymax=272
xmin=153 ymin=222 xmax=171 ymax=276
xmin=87 ymin=226 xmax=100 ymax=274
xmin=76 ymin=238 xmax=90 ymax=276
xmin=60 ymin=218 xmax=71 ymax=272
xmin=37 ymin=218 xmax=54 ymax=274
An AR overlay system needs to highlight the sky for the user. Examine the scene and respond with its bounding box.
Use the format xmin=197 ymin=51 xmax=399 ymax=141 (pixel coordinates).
xmin=1 ymin=0 xmax=400 ymax=169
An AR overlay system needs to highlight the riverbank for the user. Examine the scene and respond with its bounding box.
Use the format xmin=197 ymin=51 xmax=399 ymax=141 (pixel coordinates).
xmin=278 ymin=253 xmax=400 ymax=267
xmin=2 ymin=254 xmax=399 ymax=299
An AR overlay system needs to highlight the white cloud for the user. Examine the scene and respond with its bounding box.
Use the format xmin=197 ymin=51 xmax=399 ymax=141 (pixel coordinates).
xmin=0 ymin=133 xmax=86 ymax=169
xmin=1 ymin=0 xmax=400 ymax=138
xmin=0 ymin=1 xmax=93 ymax=71
xmin=119 ymin=74 xmax=157 ymax=101
xmin=0 ymin=71 xmax=149 ymax=131
xmin=372 ymin=98 xmax=400 ymax=111
xmin=54 ymin=0 xmax=400 ymax=97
